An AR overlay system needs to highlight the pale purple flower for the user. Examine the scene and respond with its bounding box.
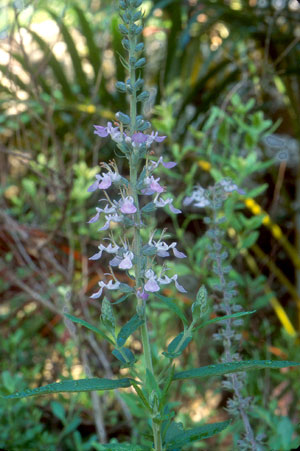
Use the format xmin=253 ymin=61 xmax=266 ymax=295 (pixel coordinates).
xmin=90 ymin=279 xmax=120 ymax=299
xmin=94 ymin=122 xmax=123 ymax=143
xmin=183 ymin=186 xmax=210 ymax=208
xmin=158 ymin=274 xmax=187 ymax=293
xmin=88 ymin=163 xmax=121 ymax=192
xmin=154 ymin=196 xmax=181 ymax=214
xmin=120 ymin=196 xmax=137 ymax=214
xmin=89 ymin=243 xmax=119 ymax=261
xmin=99 ymin=214 xmax=123 ymax=231
xmin=219 ymin=178 xmax=245 ymax=195
xmin=88 ymin=204 xmax=117 ymax=224
xmin=126 ymin=131 xmax=167 ymax=149
xmin=148 ymin=239 xmax=186 ymax=259
xmin=144 ymin=269 xmax=187 ymax=294
xmin=144 ymin=269 xmax=160 ymax=292
xmin=142 ymin=176 xmax=164 ymax=195
xmin=119 ymin=251 xmax=134 ymax=270
xmin=150 ymin=156 xmax=177 ymax=170
xmin=137 ymin=288 xmax=149 ymax=301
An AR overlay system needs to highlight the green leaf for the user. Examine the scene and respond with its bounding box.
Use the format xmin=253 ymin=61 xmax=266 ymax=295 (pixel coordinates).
xmin=101 ymin=297 xmax=115 ymax=335
xmin=165 ymin=420 xmax=231 ymax=448
xmin=117 ymin=314 xmax=144 ymax=347
xmin=241 ymin=231 xmax=259 ymax=249
xmin=93 ymin=443 xmax=148 ymax=451
xmin=112 ymin=348 xmax=135 ymax=366
xmin=111 ymin=293 xmax=131 ymax=305
xmin=173 ymin=360 xmax=300 ymax=381
xmin=4 ymin=378 xmax=134 ymax=399
xmin=155 ymin=294 xmax=188 ymax=325
xmin=163 ymin=332 xmax=192 ymax=359
xmin=246 ymin=183 xmax=268 ymax=198
xmin=191 ymin=285 xmax=208 ymax=320
xmin=51 ymin=401 xmax=66 ymax=422
xmin=193 ymin=310 xmax=256 ymax=331
xmin=141 ymin=202 xmax=157 ymax=213
xmin=64 ymin=313 xmax=114 ymax=345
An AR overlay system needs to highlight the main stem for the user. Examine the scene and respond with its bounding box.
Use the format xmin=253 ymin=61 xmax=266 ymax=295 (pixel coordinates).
xmin=127 ymin=13 xmax=161 ymax=449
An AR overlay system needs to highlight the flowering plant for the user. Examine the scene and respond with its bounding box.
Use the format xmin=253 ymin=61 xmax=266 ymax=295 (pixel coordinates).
xmin=3 ymin=1 xmax=300 ymax=449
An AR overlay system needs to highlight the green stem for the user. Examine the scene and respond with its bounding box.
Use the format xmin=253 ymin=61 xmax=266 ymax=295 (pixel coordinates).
xmin=127 ymin=8 xmax=161 ymax=448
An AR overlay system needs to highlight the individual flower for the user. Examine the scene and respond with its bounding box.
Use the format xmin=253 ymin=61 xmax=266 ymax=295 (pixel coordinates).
xmin=88 ymin=162 xmax=121 ymax=192
xmin=99 ymin=213 xmax=123 ymax=231
xmin=154 ymin=195 xmax=181 ymax=214
xmin=125 ymin=131 xmax=167 ymax=149
xmin=120 ymin=196 xmax=137 ymax=214
xmin=144 ymin=269 xmax=160 ymax=292
xmin=88 ymin=205 xmax=117 ymax=224
xmin=143 ymin=269 xmax=187 ymax=293
xmin=183 ymin=185 xmax=210 ymax=208
xmin=142 ymin=176 xmax=164 ymax=195
xmin=119 ymin=251 xmax=134 ymax=269
xmin=219 ymin=178 xmax=245 ymax=195
xmin=148 ymin=238 xmax=186 ymax=258
xmin=90 ymin=279 xmax=120 ymax=299
xmin=149 ymin=156 xmax=177 ymax=170
xmin=94 ymin=122 xmax=123 ymax=143
xmin=89 ymin=243 xmax=120 ymax=261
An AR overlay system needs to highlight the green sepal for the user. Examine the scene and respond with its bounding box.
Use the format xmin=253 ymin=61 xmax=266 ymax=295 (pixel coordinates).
xmin=64 ymin=313 xmax=114 ymax=345
xmin=173 ymin=360 xmax=300 ymax=381
xmin=4 ymin=378 xmax=134 ymax=399
xmin=117 ymin=314 xmax=144 ymax=347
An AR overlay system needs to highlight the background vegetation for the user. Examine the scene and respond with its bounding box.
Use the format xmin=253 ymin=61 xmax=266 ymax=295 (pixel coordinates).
xmin=1 ymin=0 xmax=300 ymax=449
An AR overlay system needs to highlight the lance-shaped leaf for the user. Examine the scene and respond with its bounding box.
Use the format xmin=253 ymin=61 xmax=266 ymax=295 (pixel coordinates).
xmin=162 ymin=331 xmax=192 ymax=359
xmin=117 ymin=314 xmax=144 ymax=347
xmin=4 ymin=378 xmax=134 ymax=399
xmin=193 ymin=310 xmax=256 ymax=332
xmin=101 ymin=297 xmax=115 ymax=335
xmin=64 ymin=313 xmax=114 ymax=345
xmin=112 ymin=347 xmax=135 ymax=366
xmin=173 ymin=360 xmax=300 ymax=381
xmin=165 ymin=420 xmax=231 ymax=449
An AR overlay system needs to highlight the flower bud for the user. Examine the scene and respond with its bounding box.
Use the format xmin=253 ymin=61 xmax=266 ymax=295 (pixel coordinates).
xmin=135 ymin=42 xmax=144 ymax=53
xmin=137 ymin=91 xmax=150 ymax=102
xmin=133 ymin=11 xmax=142 ymax=21
xmin=134 ymin=78 xmax=144 ymax=90
xmin=122 ymin=38 xmax=130 ymax=50
xmin=135 ymin=57 xmax=146 ymax=68
xmin=116 ymin=81 xmax=126 ymax=92
xmin=116 ymin=112 xmax=131 ymax=125
xmin=119 ymin=24 xmax=128 ymax=35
